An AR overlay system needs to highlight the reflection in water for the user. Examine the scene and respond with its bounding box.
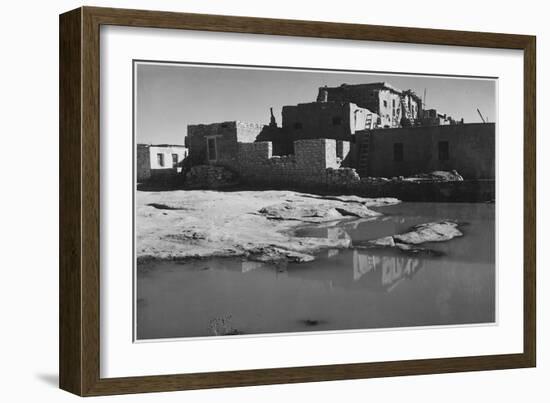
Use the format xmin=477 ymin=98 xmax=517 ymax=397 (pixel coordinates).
xmin=137 ymin=202 xmax=495 ymax=340
xmin=355 ymin=251 xmax=422 ymax=290
xmin=219 ymin=248 xmax=424 ymax=293
xmin=285 ymin=249 xmax=423 ymax=293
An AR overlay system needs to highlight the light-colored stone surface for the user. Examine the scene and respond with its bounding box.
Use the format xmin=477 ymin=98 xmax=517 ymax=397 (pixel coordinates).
xmin=393 ymin=221 xmax=462 ymax=244
xmin=367 ymin=221 xmax=463 ymax=250
xmin=258 ymin=200 xmax=381 ymax=222
xmin=136 ymin=190 xmax=400 ymax=263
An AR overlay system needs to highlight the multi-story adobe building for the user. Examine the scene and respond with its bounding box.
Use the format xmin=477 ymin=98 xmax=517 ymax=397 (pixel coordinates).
xmin=316 ymin=82 xmax=424 ymax=128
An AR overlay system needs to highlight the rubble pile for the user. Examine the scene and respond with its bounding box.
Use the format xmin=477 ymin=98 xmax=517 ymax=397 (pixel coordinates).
xmin=326 ymin=167 xmax=361 ymax=186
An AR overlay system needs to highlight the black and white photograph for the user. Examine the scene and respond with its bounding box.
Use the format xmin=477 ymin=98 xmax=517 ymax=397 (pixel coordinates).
xmin=134 ymin=61 xmax=496 ymax=341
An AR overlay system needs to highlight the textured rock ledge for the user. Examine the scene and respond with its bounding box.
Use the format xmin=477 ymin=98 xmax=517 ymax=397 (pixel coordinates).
xmin=365 ymin=221 xmax=463 ymax=254
xmin=136 ymin=190 xmax=400 ymax=263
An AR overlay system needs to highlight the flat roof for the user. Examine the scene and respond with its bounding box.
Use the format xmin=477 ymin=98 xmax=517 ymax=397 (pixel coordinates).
xmin=137 ymin=143 xmax=187 ymax=148
xmin=321 ymin=81 xmax=403 ymax=94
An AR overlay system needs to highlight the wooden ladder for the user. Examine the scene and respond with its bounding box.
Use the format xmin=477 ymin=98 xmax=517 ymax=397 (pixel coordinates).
xmin=358 ymin=136 xmax=370 ymax=177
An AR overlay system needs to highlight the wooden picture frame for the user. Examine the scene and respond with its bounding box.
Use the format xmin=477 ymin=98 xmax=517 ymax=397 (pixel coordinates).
xmin=59 ymin=6 xmax=536 ymax=396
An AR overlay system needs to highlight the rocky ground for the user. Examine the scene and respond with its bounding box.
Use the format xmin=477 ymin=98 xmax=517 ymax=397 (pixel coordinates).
xmin=137 ymin=190 xmax=465 ymax=263
xmin=136 ymin=190 xmax=399 ymax=263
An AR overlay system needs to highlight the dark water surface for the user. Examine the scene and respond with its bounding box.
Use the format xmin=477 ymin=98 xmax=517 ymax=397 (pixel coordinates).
xmin=136 ymin=202 xmax=495 ymax=340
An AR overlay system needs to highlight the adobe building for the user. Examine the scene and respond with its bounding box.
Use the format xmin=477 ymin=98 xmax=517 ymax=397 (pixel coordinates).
xmin=136 ymin=144 xmax=188 ymax=182
xmin=282 ymin=101 xmax=378 ymax=141
xmin=182 ymin=80 xmax=493 ymax=198
xmin=255 ymin=81 xmax=463 ymax=158
xmin=186 ymin=121 xmax=264 ymax=166
xmin=355 ymin=123 xmax=495 ymax=179
xmin=420 ymin=108 xmax=462 ymax=126
xmin=317 ymin=82 xmax=423 ymax=128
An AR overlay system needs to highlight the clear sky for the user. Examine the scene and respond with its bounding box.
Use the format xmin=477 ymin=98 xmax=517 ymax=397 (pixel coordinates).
xmin=135 ymin=62 xmax=496 ymax=145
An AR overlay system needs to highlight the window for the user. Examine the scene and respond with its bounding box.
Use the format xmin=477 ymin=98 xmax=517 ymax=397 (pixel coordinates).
xmin=439 ymin=141 xmax=449 ymax=161
xmin=207 ymin=137 xmax=217 ymax=161
xmin=172 ymin=153 xmax=179 ymax=167
xmin=393 ymin=143 xmax=404 ymax=162
xmin=332 ymin=116 xmax=343 ymax=125
xmin=293 ymin=122 xmax=303 ymax=130
xmin=157 ymin=153 xmax=165 ymax=167
xmin=383 ymin=100 xmax=388 ymax=108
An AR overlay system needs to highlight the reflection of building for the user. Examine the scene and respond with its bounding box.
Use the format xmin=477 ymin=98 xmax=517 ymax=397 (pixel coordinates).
xmin=297 ymin=225 xmax=352 ymax=243
xmin=353 ymin=250 xmax=422 ymax=291
xmin=353 ymin=252 xmax=377 ymax=281
xmin=286 ymin=249 xmax=423 ymax=293
xmin=241 ymin=260 xmax=266 ymax=273
xmin=353 ymin=250 xmax=422 ymax=292
xmin=136 ymin=144 xmax=188 ymax=182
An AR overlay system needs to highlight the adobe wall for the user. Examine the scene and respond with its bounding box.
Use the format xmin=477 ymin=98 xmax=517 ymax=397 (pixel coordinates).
xmin=317 ymin=85 xmax=421 ymax=128
xmin=136 ymin=144 xmax=151 ymax=182
xmin=187 ymin=121 xmax=237 ymax=165
xmin=255 ymin=125 xmax=293 ymax=156
xmin=148 ymin=146 xmax=188 ymax=170
xmin=223 ymin=139 xmax=342 ymax=187
xmin=376 ymin=89 xmax=402 ymax=128
xmin=186 ymin=121 xmax=263 ymax=165
xmin=319 ymin=85 xmax=379 ymax=113
xmin=282 ymin=102 xmax=373 ymax=142
xmin=136 ymin=144 xmax=188 ymax=182
xmin=228 ymin=139 xmax=494 ymax=201
xmin=236 ymin=122 xmax=265 ymax=143
xmin=361 ymin=123 xmax=495 ymax=179
xmin=183 ymin=134 xmax=494 ymax=201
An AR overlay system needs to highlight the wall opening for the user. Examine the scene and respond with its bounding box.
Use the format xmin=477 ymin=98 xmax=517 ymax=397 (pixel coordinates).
xmin=439 ymin=141 xmax=450 ymax=161
xmin=157 ymin=153 xmax=165 ymax=167
xmin=393 ymin=143 xmax=404 ymax=162
xmin=207 ymin=137 xmax=217 ymax=161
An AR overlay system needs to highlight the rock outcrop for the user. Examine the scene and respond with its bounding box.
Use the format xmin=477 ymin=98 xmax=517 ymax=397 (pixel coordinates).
xmin=258 ymin=200 xmax=383 ymax=222
xmin=366 ymin=221 xmax=463 ymax=253
xmin=136 ymin=190 xmax=399 ymax=263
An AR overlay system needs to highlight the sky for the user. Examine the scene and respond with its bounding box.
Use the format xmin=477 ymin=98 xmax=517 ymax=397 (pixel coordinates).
xmin=135 ymin=62 xmax=496 ymax=145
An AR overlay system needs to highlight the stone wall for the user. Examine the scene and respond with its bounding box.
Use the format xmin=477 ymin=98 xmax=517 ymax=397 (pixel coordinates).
xmin=222 ymin=138 xmax=494 ymax=201
xmin=186 ymin=121 xmax=263 ymax=166
xmin=255 ymin=125 xmax=293 ymax=156
xmin=184 ymin=135 xmax=493 ymax=201
xmin=184 ymin=165 xmax=238 ymax=189
xmin=218 ymin=139 xmax=348 ymax=188
xmin=343 ymin=179 xmax=495 ymax=202
xmin=136 ymin=144 xmax=151 ymax=182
